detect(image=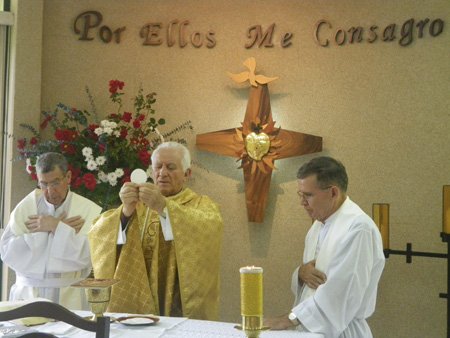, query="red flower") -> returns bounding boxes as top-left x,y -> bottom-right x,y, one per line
120,128 -> 128,140
124,169 -> 131,176
109,80 -> 125,94
71,167 -> 81,178
30,137 -> 38,145
18,139 -> 26,149
71,131 -> 79,140
138,149 -> 150,166
82,173 -> 97,190
123,112 -> 132,122
30,173 -> 38,181
138,114 -> 145,121
62,129 -> 72,141
40,116 -> 53,130
60,143 -> 76,155
87,124 -> 99,141
131,138 -> 139,145
55,129 -> 64,141
121,176 -> 131,184
110,114 -> 120,119
28,166 -> 35,172
99,143 -> 105,153
133,119 -> 141,129
71,177 -> 82,189
140,139 -> 149,147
